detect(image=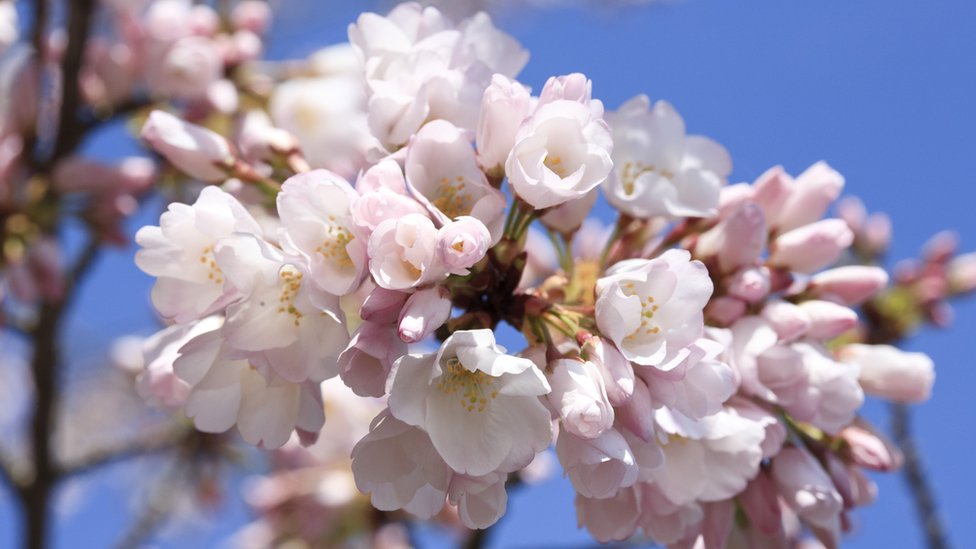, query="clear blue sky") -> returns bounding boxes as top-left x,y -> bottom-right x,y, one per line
2,1 -> 974,547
